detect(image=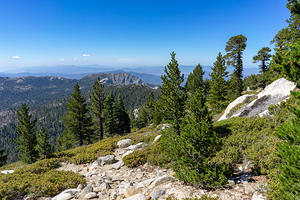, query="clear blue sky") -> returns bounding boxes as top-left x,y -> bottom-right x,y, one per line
0,0 -> 290,71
